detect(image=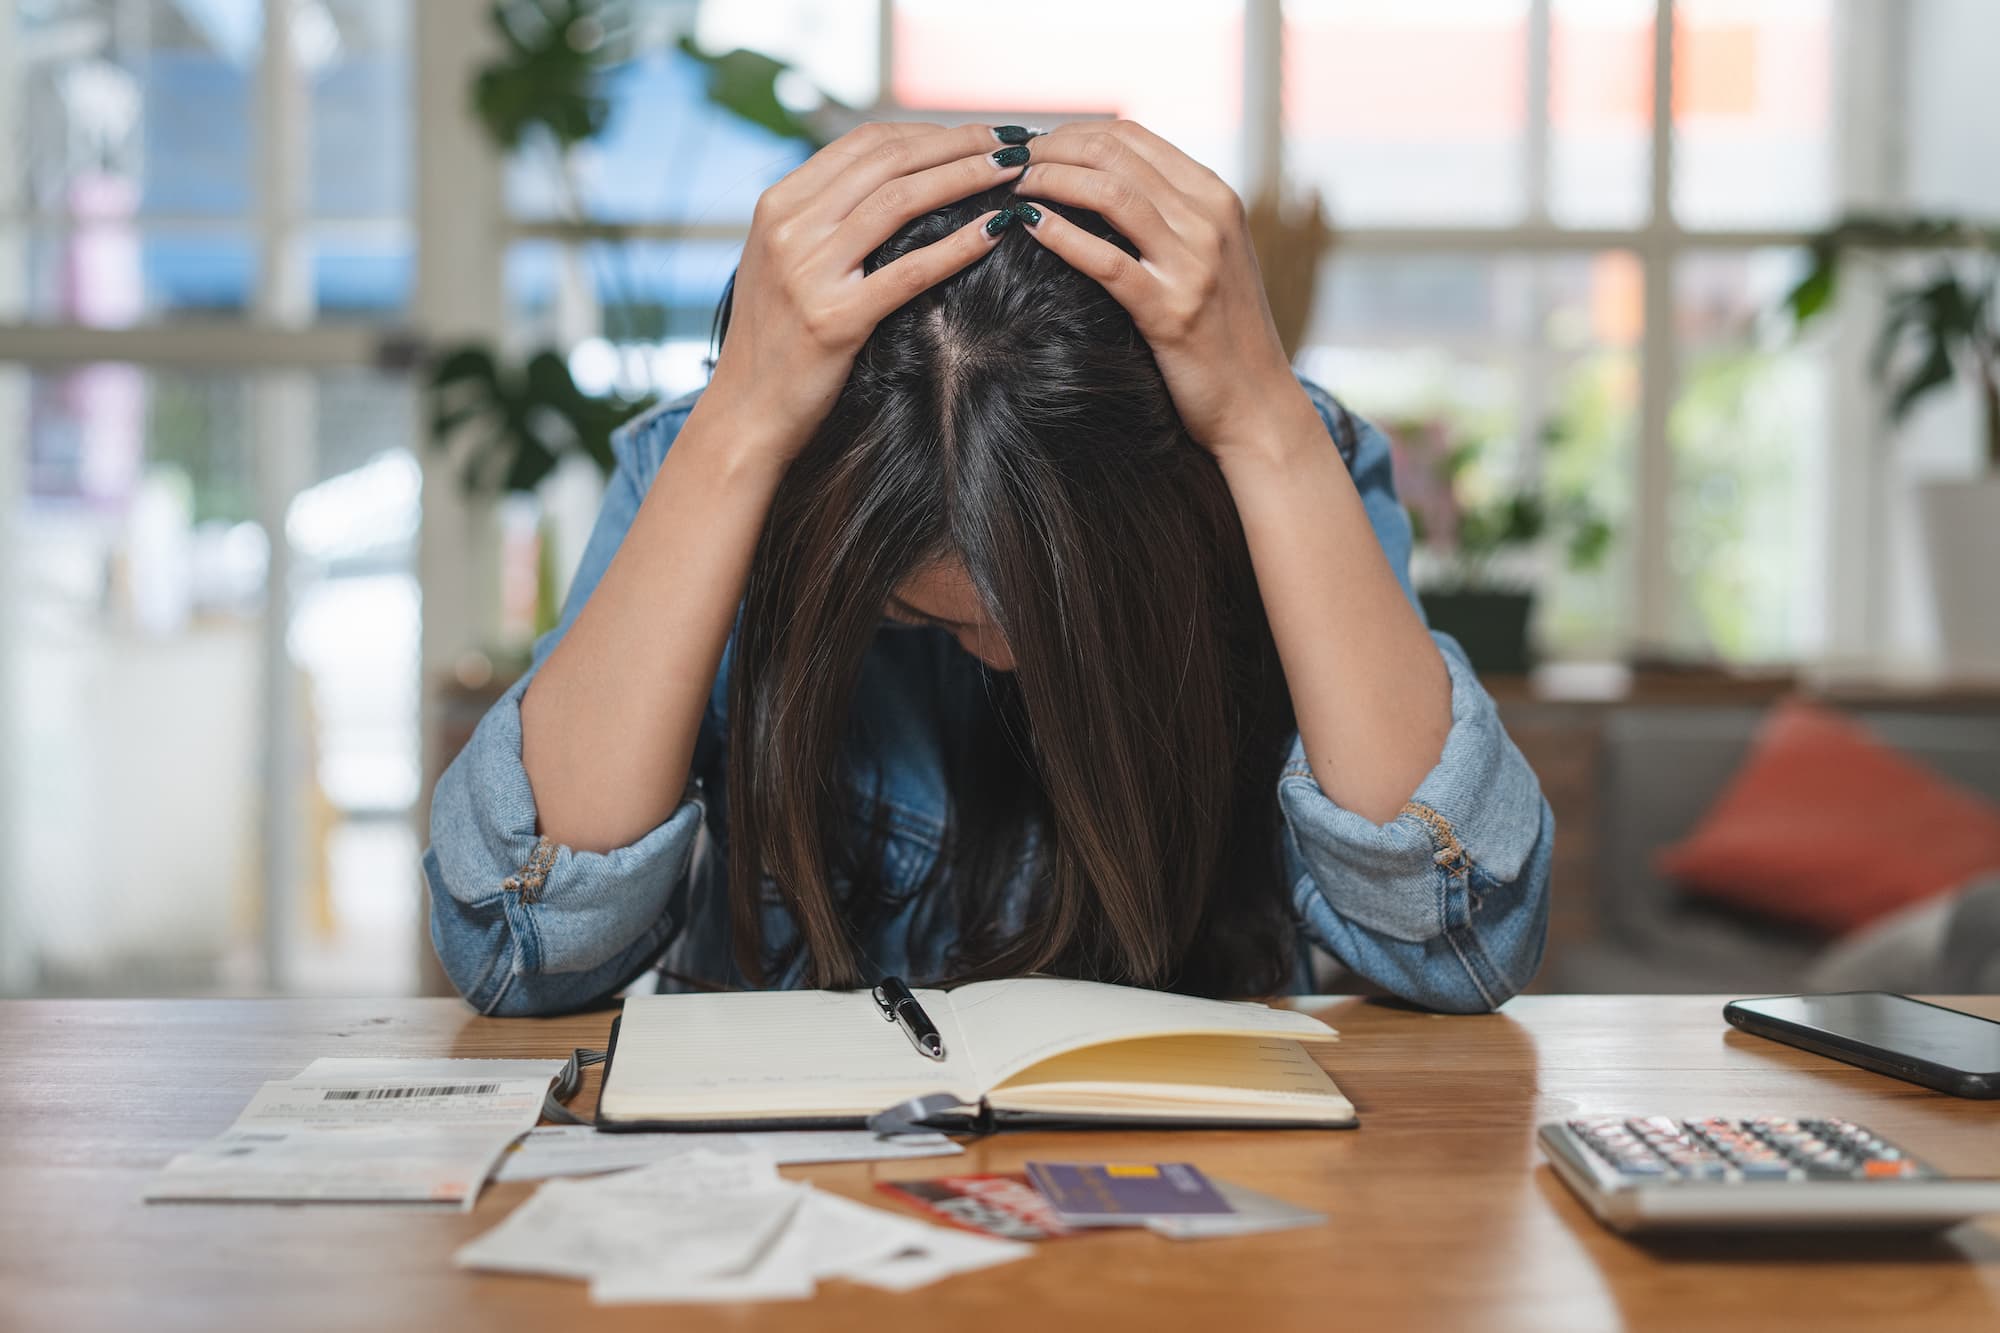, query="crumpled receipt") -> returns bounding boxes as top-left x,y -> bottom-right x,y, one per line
455,1148 -> 1028,1304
